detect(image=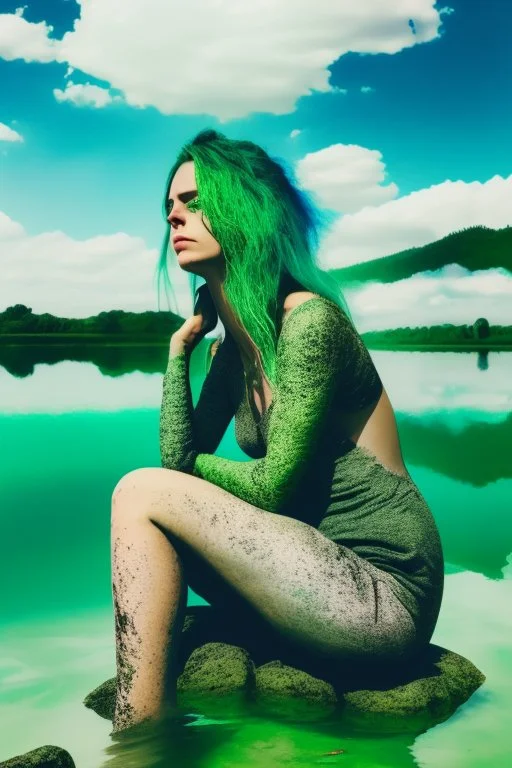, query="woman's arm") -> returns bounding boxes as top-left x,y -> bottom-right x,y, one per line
192,298 -> 348,513
159,335 -> 236,473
